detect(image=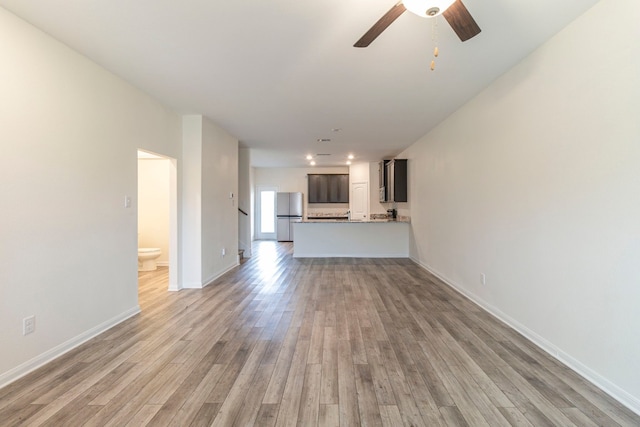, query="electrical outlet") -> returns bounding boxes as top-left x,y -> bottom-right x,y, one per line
23,316 -> 35,335
221,248 -> 226,257
481,273 -> 486,285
